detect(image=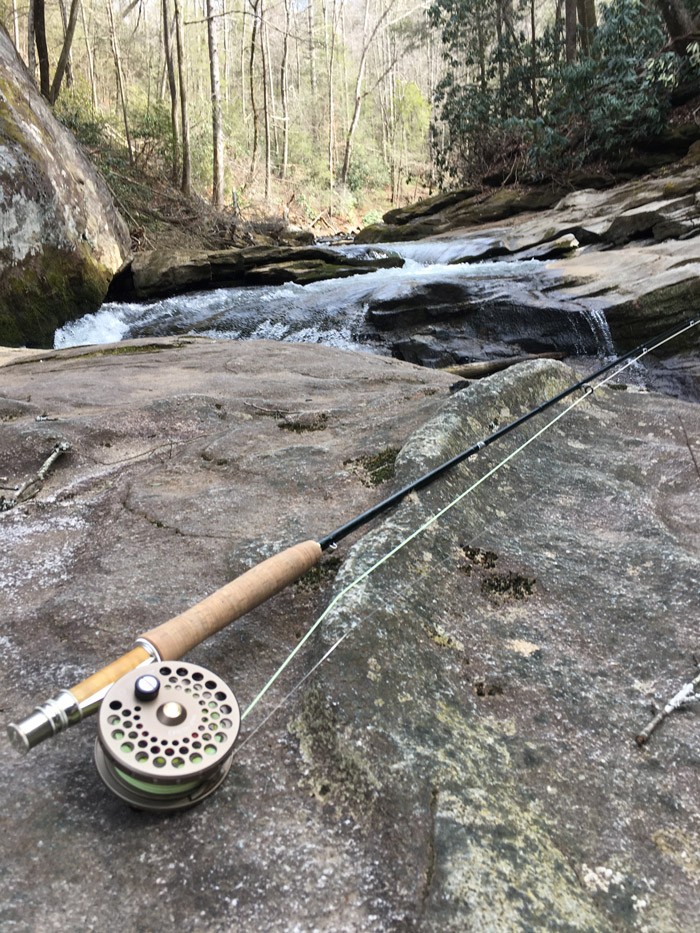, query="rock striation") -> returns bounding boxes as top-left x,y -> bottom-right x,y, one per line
0,26 -> 130,348
0,339 -> 697,930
